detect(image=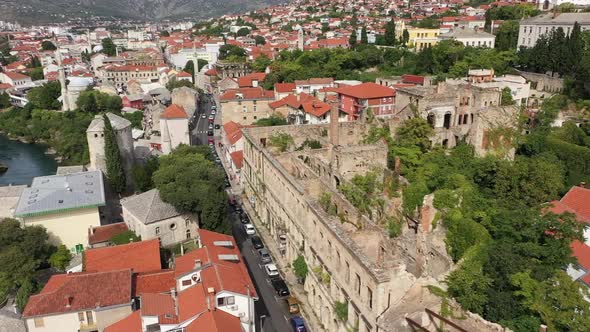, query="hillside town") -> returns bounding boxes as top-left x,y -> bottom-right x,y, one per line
0,0 -> 590,331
